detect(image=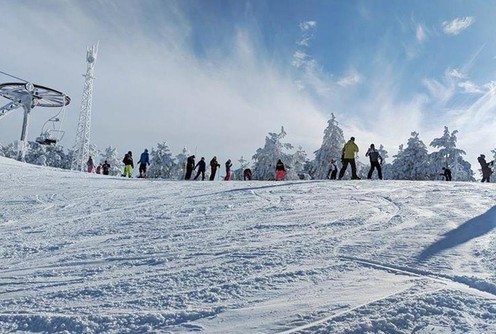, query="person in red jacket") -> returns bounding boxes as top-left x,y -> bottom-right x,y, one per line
274,159 -> 286,181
